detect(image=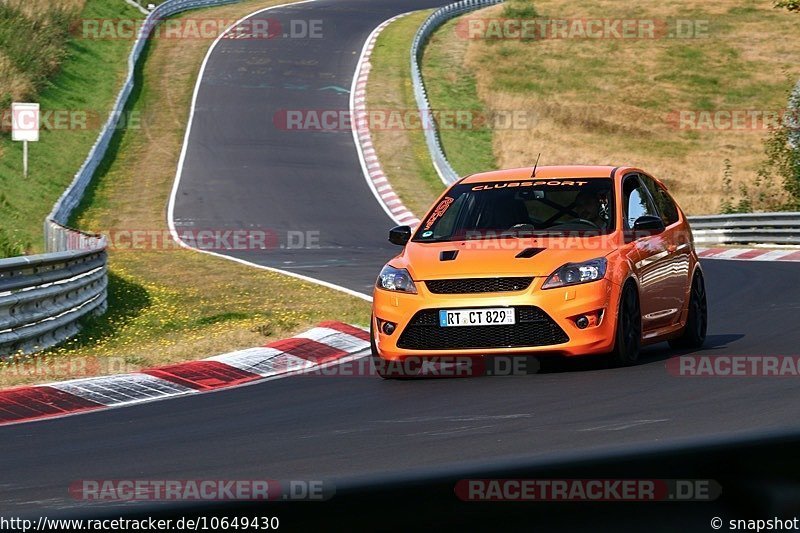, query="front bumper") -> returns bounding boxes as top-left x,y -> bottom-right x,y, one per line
372,277 -> 620,361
